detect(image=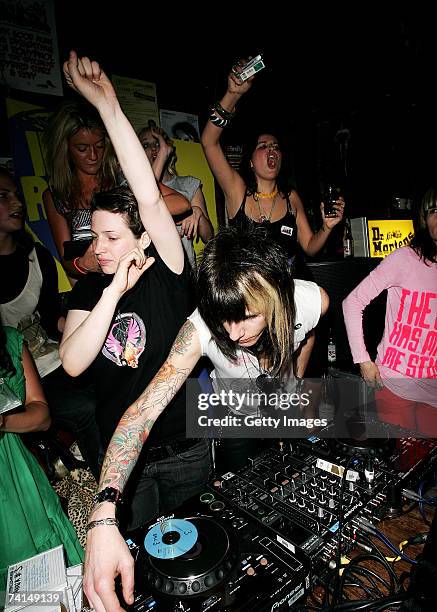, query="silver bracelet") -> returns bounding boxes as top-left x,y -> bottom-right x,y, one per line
86,517 -> 119,533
